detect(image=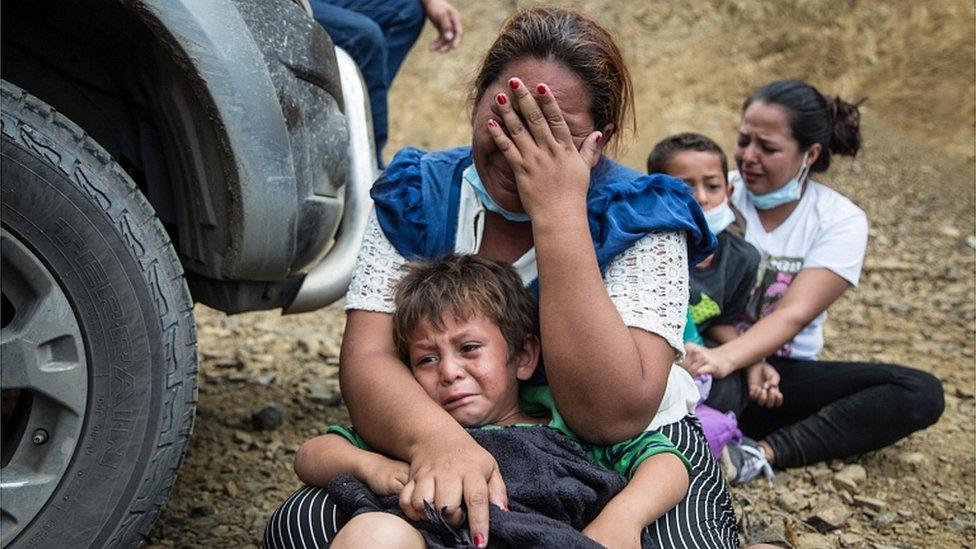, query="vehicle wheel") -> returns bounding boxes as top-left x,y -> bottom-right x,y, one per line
0,81 -> 197,548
